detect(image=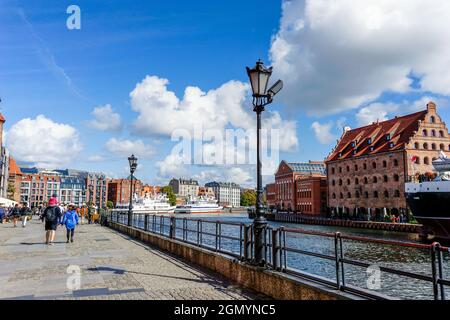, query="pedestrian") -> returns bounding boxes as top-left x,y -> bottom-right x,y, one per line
10,204 -> 22,227
0,206 -> 5,224
41,197 -> 62,245
20,202 -> 31,228
61,203 -> 79,243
